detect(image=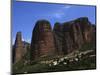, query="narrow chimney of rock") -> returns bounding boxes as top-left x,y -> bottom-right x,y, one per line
13,32 -> 24,63
15,32 -> 22,45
